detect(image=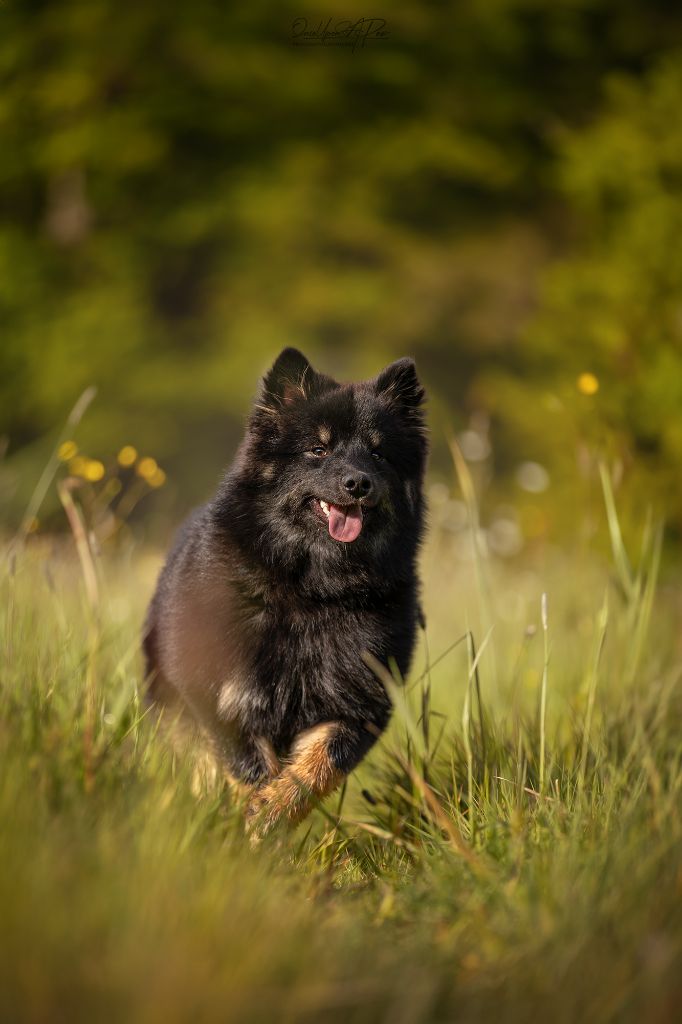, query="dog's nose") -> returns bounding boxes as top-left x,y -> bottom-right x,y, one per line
342,472 -> 372,499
